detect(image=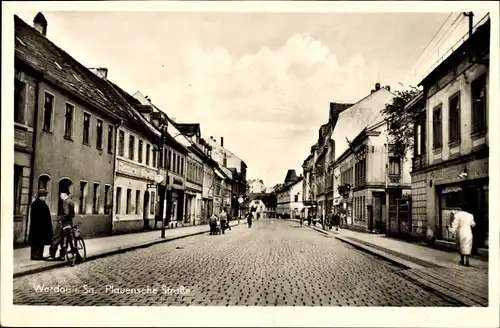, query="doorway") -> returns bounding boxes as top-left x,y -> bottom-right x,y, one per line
462,181 -> 488,251
143,191 -> 150,230
57,178 -> 73,215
